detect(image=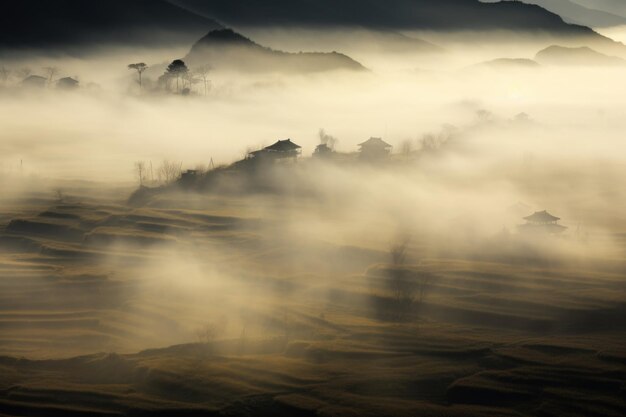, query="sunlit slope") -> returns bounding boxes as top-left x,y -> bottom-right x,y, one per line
0,186 -> 624,416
